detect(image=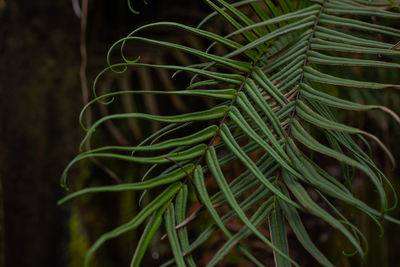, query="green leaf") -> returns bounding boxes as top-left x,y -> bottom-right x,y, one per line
296,100 -> 395,166
320,13 -> 400,37
291,120 -> 387,212
84,183 -> 181,267
311,38 -> 400,55
193,165 -> 262,264
165,203 -> 187,267
80,105 -> 229,148
130,202 -> 169,267
278,187 -> 334,267
219,123 -> 303,210
206,146 -> 299,266
227,108 -> 301,179
269,199 -> 291,267
175,185 -> 196,266
314,26 -> 394,49
304,66 -> 400,89
281,170 -> 365,259
59,164 -> 194,204
207,199 -> 273,267
325,5 -> 400,18
308,51 -> 400,68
